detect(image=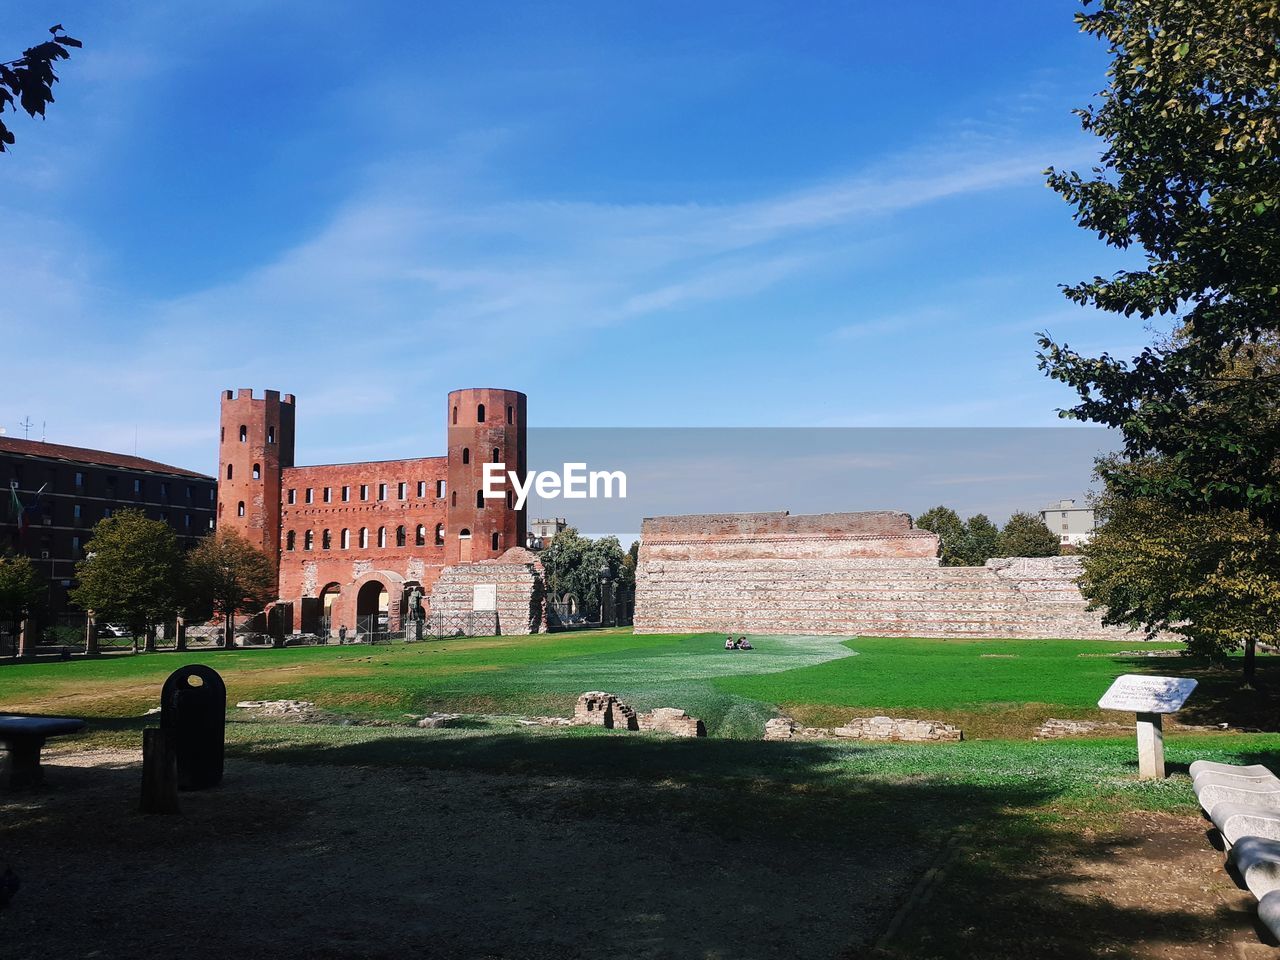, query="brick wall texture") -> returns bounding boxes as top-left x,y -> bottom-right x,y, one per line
634,511 -> 1136,640
427,547 -> 547,635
